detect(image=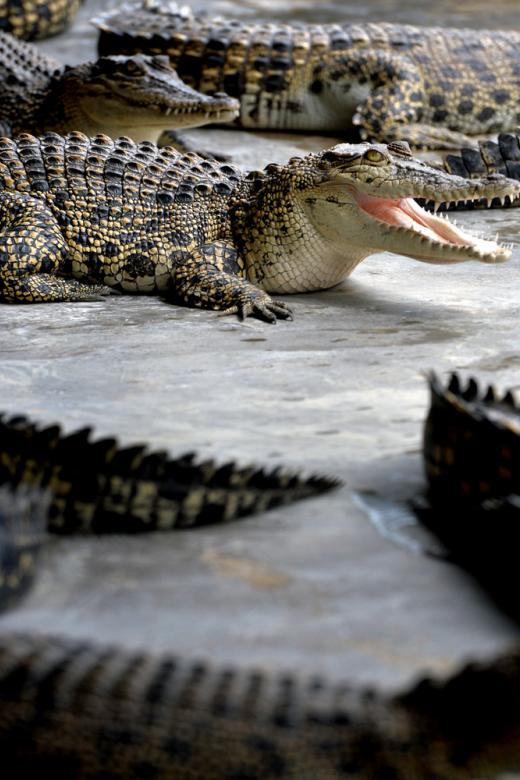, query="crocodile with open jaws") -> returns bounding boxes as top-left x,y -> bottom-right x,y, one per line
0,134 -> 517,320
0,0 -> 81,40
0,379 -> 520,777
96,0 -> 520,150
0,31 -> 239,146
